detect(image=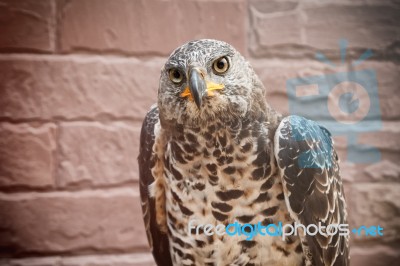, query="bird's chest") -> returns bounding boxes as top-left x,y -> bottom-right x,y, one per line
163,121 -> 277,218
161,122 -> 302,265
